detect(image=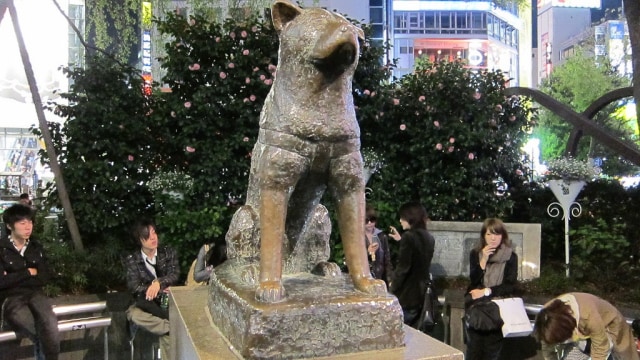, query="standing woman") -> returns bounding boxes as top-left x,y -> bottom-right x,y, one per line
388,202 -> 435,329
364,205 -> 393,286
465,218 -> 518,360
